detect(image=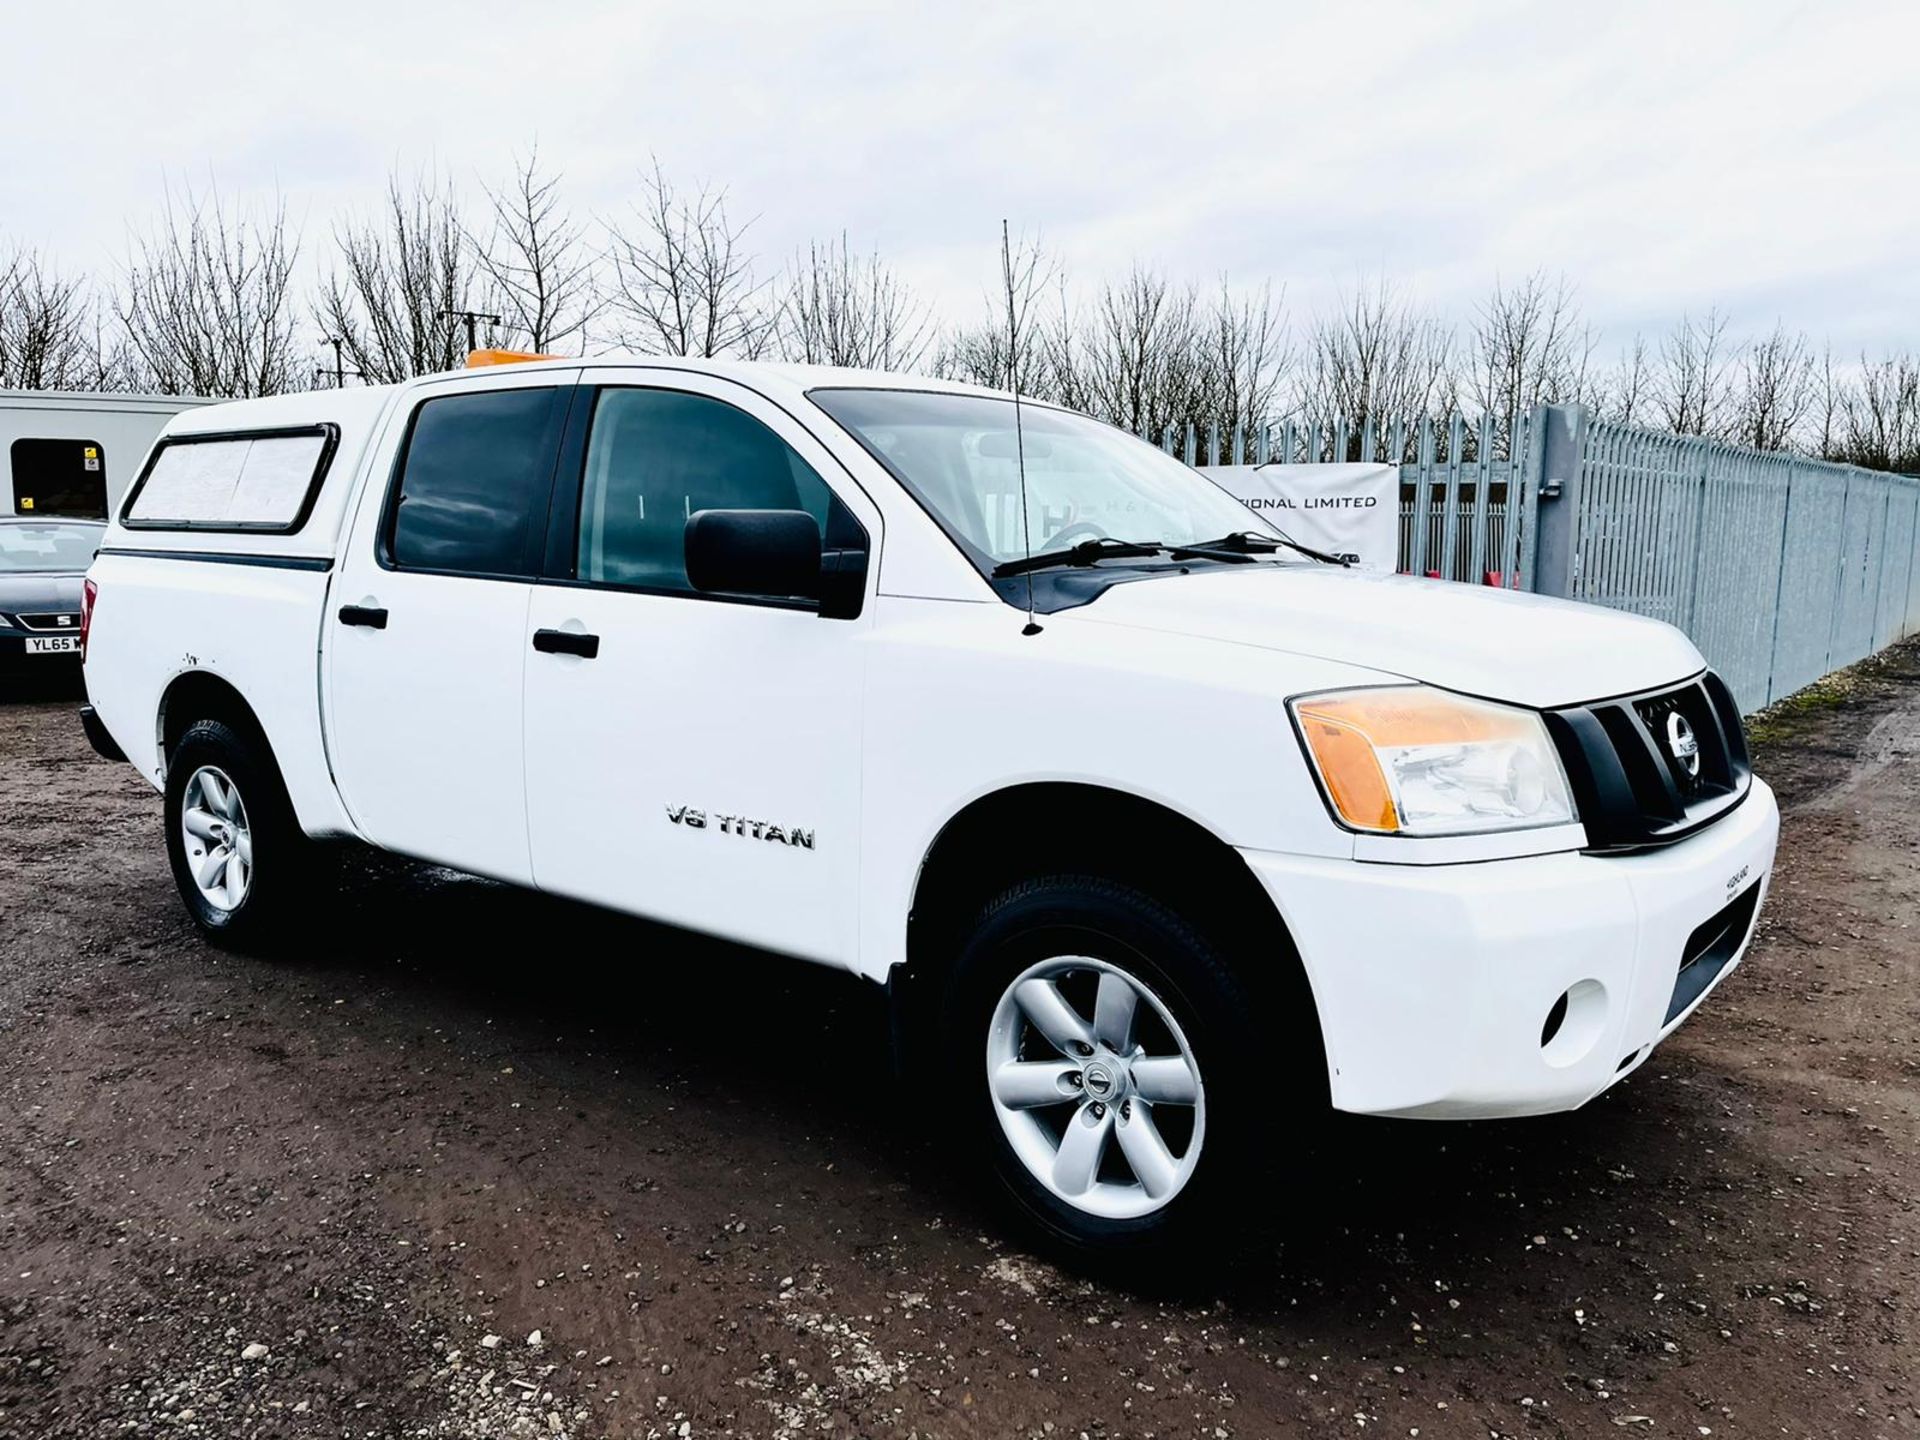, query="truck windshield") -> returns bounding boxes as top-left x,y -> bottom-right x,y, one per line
0,522 -> 102,573
809,388 -> 1273,573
